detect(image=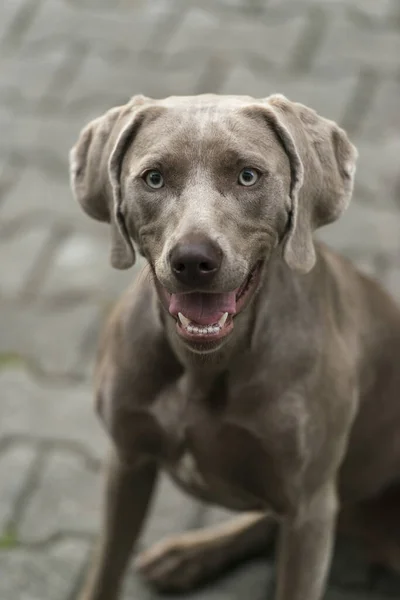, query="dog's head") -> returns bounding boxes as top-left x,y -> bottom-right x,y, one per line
70,94 -> 357,352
